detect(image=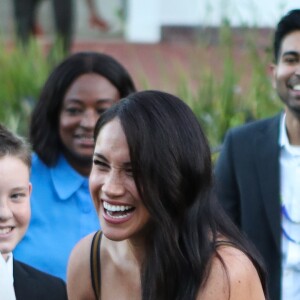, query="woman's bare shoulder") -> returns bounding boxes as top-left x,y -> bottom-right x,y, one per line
197,245 -> 265,300
67,232 -> 97,300
70,232 -> 96,260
